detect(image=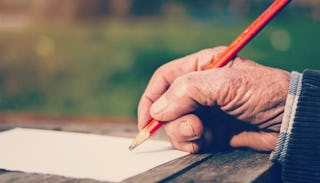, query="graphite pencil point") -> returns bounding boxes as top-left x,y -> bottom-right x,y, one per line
128,144 -> 136,151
